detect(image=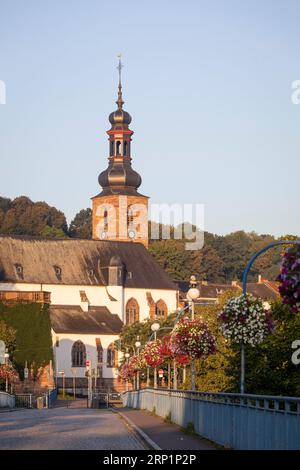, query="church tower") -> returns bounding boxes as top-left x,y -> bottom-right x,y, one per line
92,58 -> 149,248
